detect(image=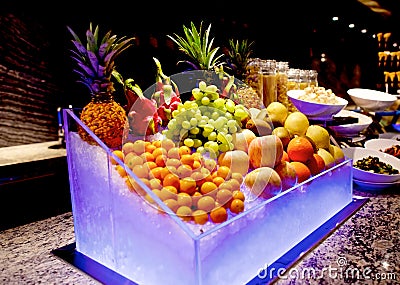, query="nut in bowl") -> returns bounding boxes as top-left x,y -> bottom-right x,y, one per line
342,147 -> 400,183
287,88 -> 348,120
347,88 -> 397,112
